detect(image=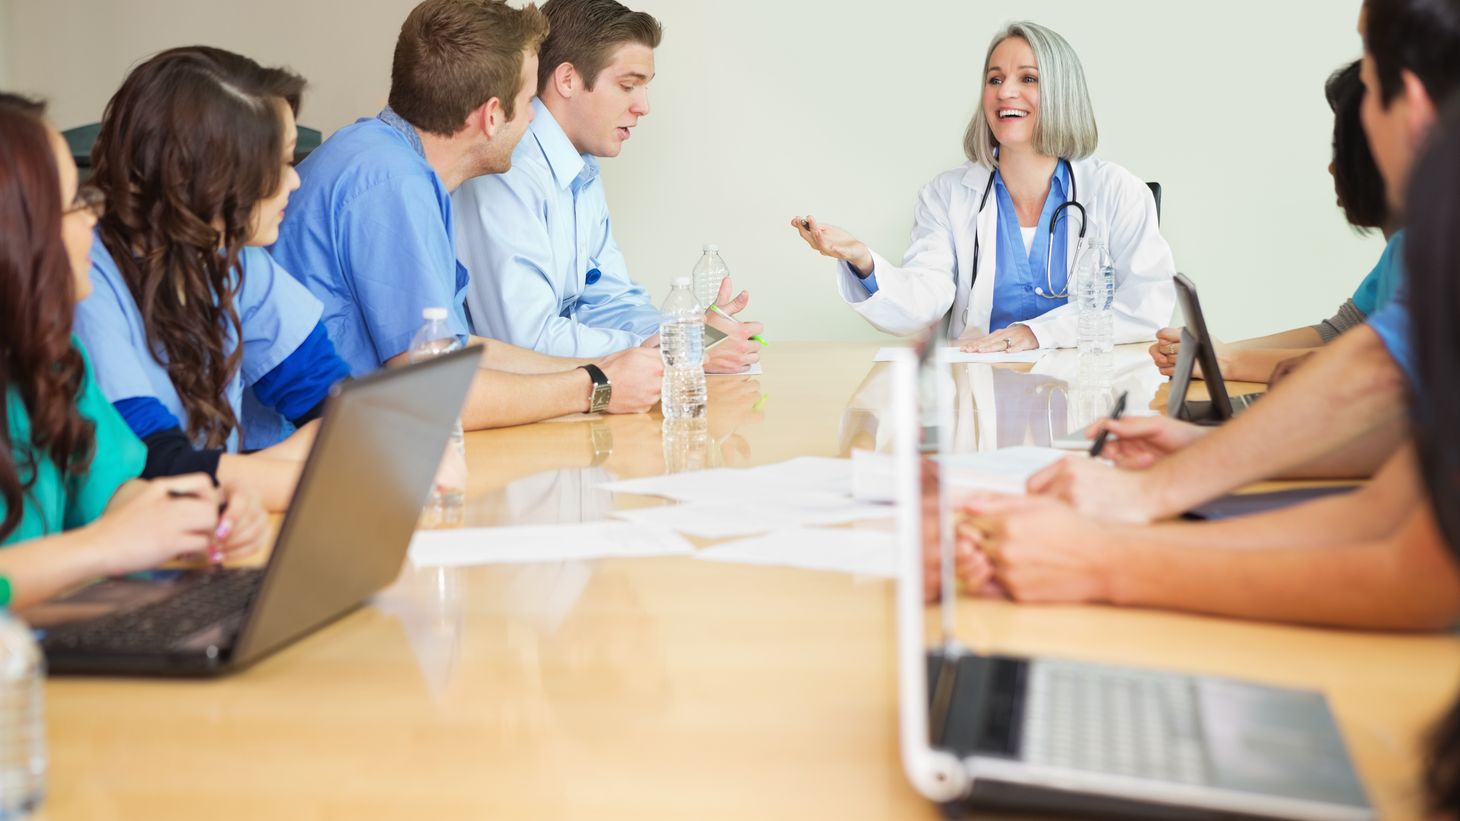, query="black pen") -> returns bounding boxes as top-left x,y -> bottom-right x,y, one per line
1088,390 -> 1129,458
